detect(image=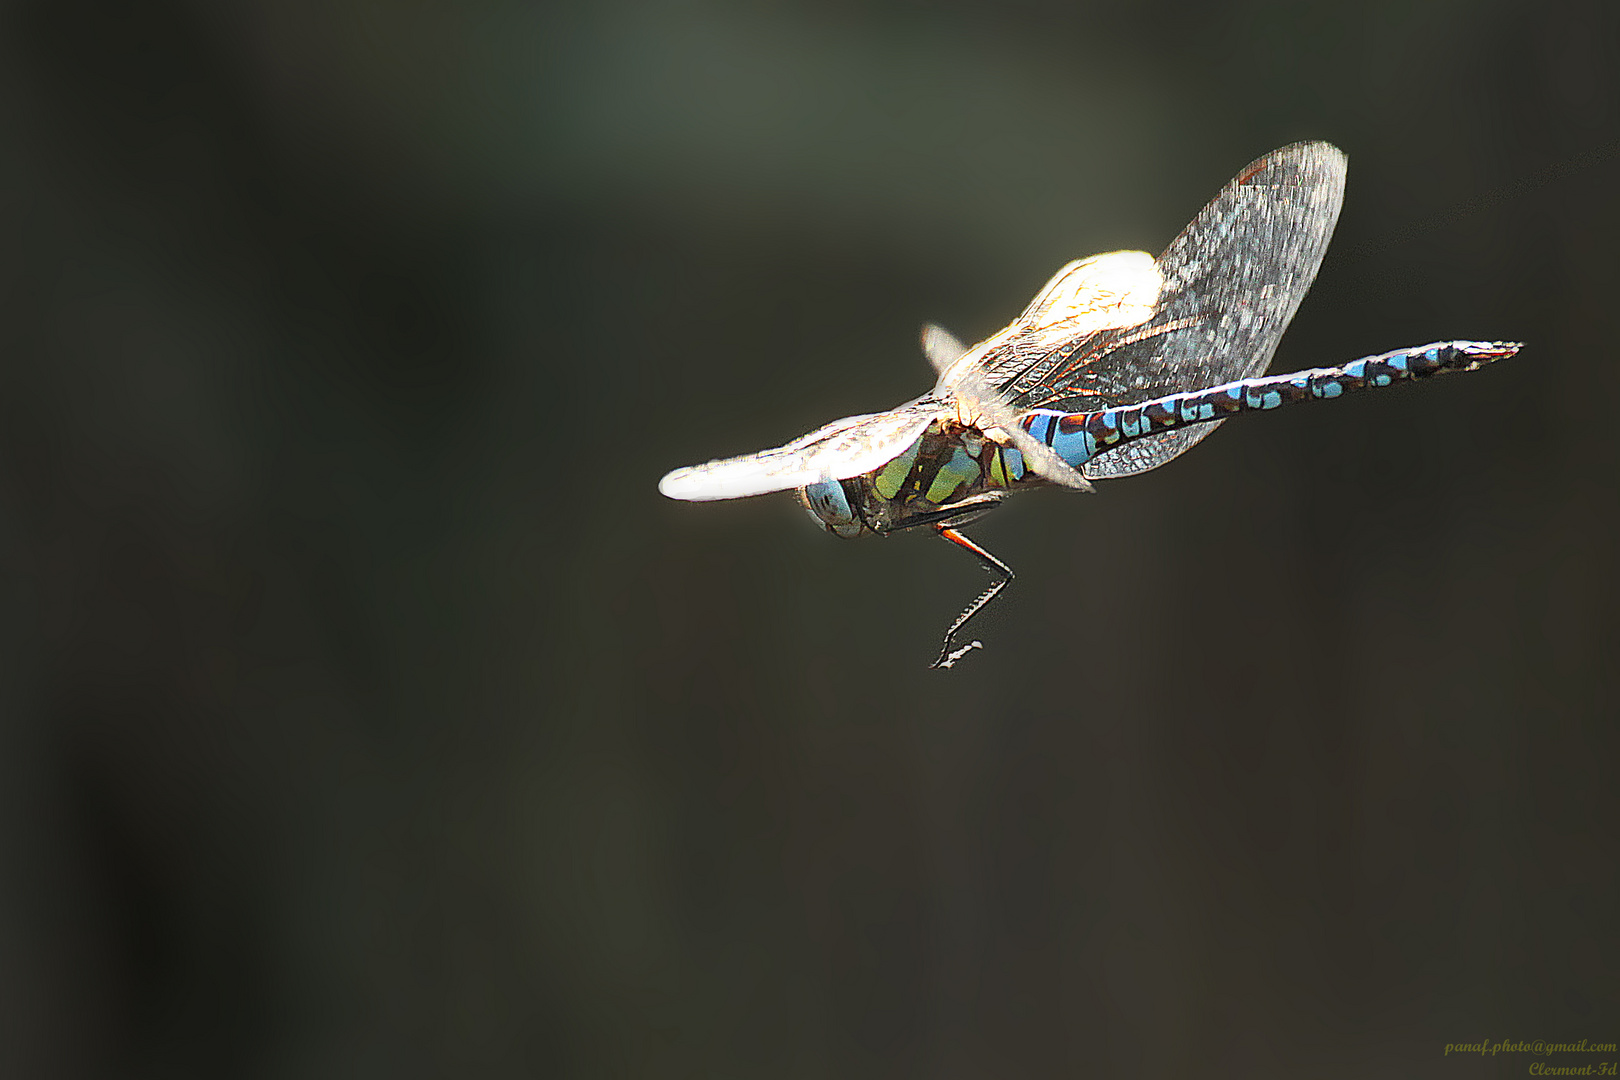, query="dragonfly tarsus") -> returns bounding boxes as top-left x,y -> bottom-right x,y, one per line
937,640 -> 983,669
931,525 -> 1015,669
